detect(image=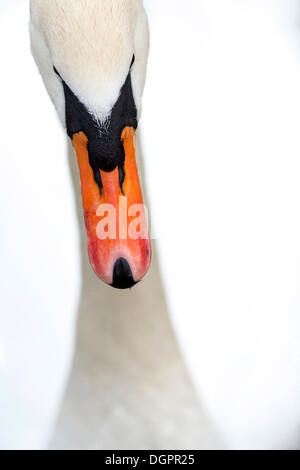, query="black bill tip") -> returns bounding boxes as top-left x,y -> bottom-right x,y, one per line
111,258 -> 137,290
